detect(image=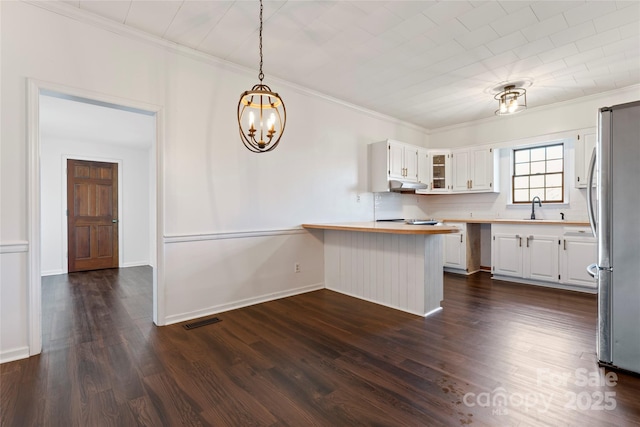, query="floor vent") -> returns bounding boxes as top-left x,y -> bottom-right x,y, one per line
183,317 -> 222,330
